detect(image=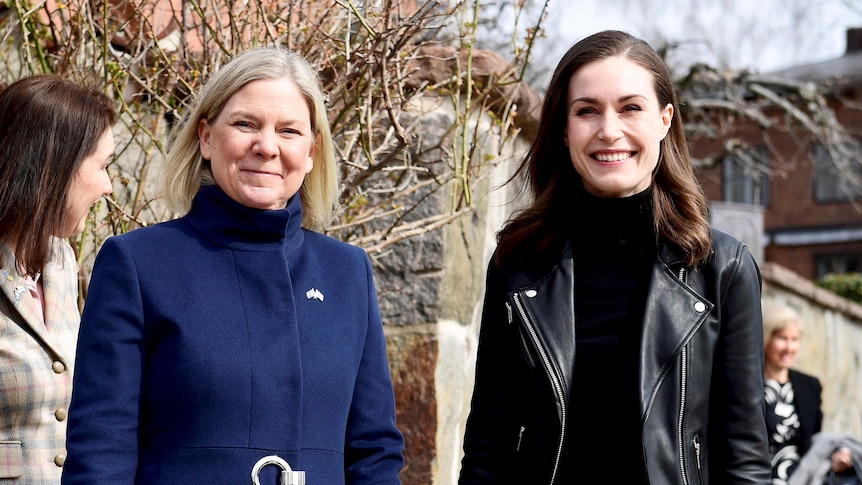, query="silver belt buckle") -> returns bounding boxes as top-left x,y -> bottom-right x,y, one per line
251,455 -> 306,485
